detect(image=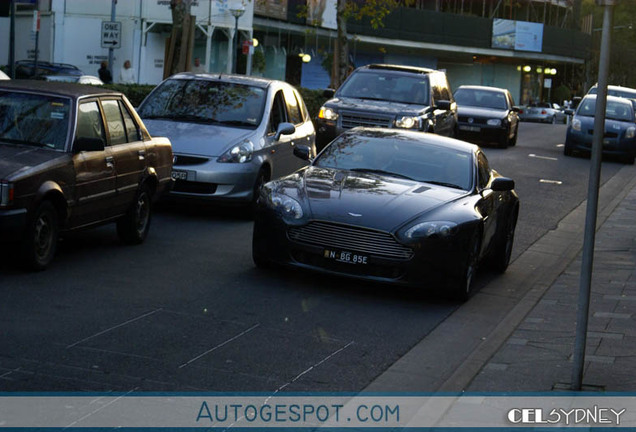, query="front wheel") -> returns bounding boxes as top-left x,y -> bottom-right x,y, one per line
448,231 -> 481,302
488,209 -> 518,273
117,185 -> 152,244
21,201 -> 59,271
509,125 -> 518,147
